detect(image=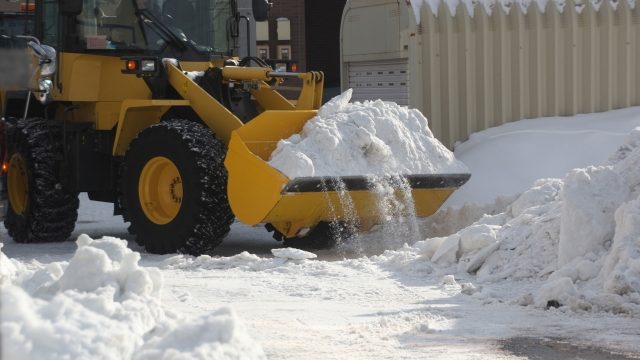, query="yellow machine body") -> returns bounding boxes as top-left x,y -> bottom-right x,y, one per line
4,48 -> 467,240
